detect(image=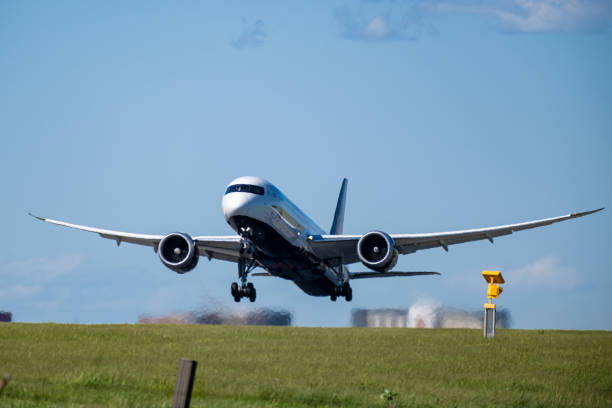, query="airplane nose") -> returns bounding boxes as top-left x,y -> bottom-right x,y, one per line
222,192 -> 258,221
